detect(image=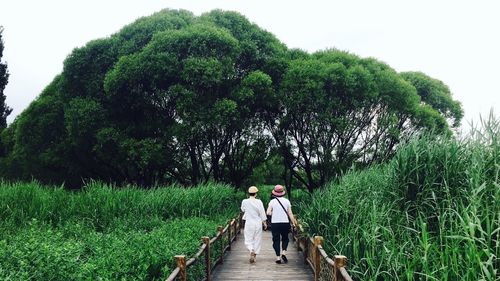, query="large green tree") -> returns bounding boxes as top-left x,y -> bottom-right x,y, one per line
0,10 -> 196,186
276,50 -> 460,191
104,11 -> 286,187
